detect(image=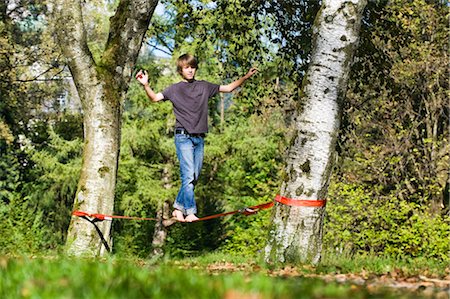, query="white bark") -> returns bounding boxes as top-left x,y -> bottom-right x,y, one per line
51,0 -> 158,256
265,0 -> 367,264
